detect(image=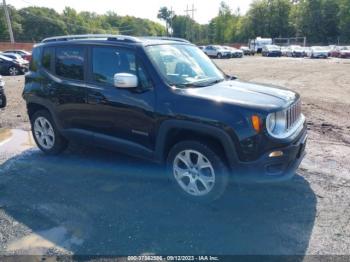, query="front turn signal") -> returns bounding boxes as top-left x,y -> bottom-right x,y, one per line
251,115 -> 262,133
